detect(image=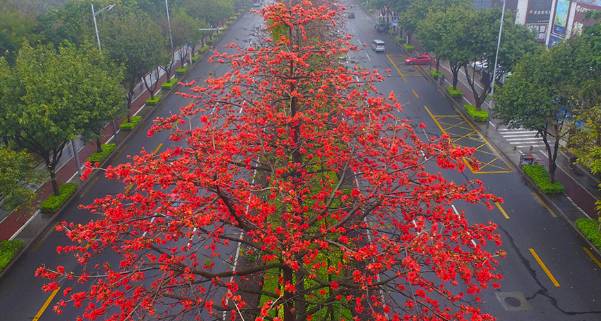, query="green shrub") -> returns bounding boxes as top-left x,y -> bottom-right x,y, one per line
464,104 -> 489,122
198,45 -> 210,54
120,116 -> 142,131
430,70 -> 442,79
161,78 -> 178,90
40,183 -> 78,214
145,95 -> 161,106
522,164 -> 565,194
403,43 -> 415,52
0,239 -> 24,271
447,86 -> 463,98
87,143 -> 116,164
576,218 -> 601,250
175,66 -> 188,75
